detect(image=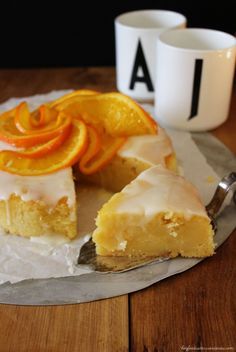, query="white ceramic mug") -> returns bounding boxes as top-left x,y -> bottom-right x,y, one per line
155,28 -> 236,131
115,10 -> 186,102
